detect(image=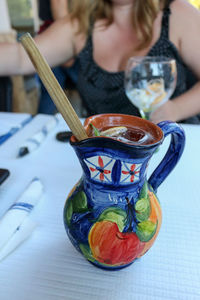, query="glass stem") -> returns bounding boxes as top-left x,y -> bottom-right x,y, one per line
139,109 -> 151,120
